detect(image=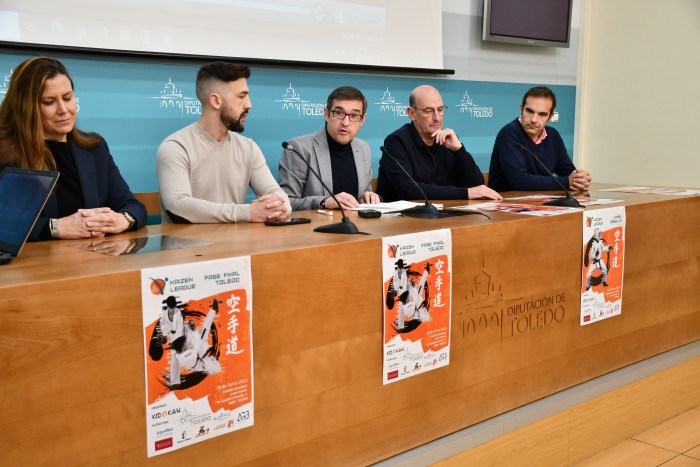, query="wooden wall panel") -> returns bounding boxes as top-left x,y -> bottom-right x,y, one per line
1,187 -> 698,466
